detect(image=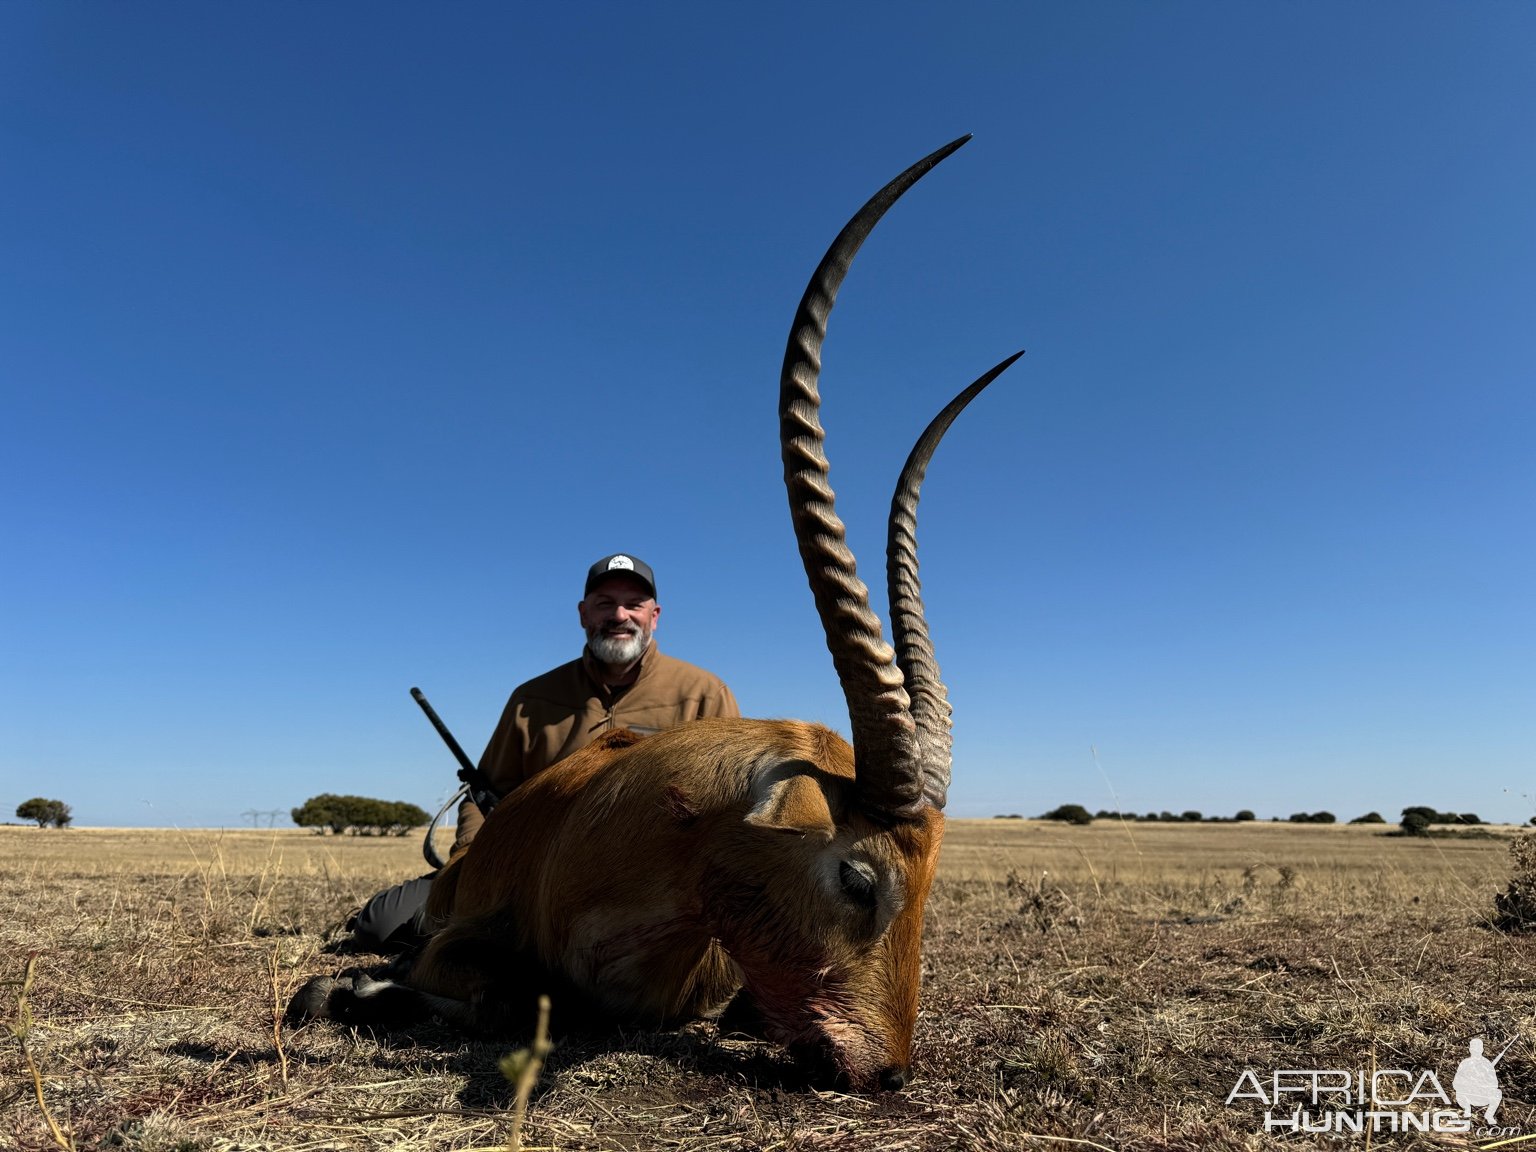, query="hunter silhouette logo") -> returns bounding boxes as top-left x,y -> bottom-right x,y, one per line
1224,1035 -> 1523,1141
1453,1037 -> 1508,1124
